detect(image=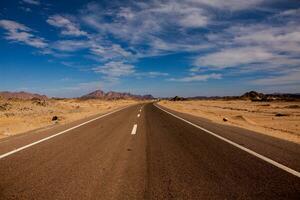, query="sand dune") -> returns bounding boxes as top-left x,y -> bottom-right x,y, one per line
159,100 -> 300,144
